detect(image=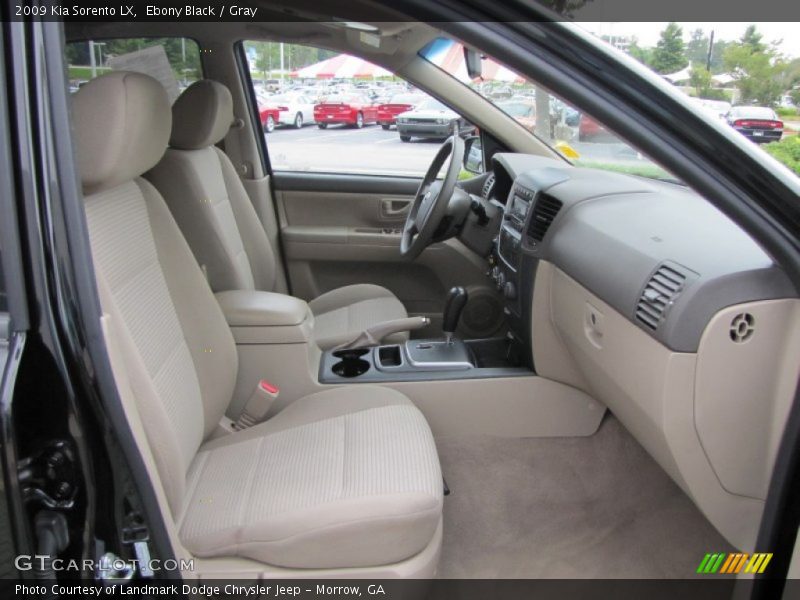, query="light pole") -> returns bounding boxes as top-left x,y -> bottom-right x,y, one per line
89,40 -> 96,78
280,43 -> 285,87
95,42 -> 106,70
